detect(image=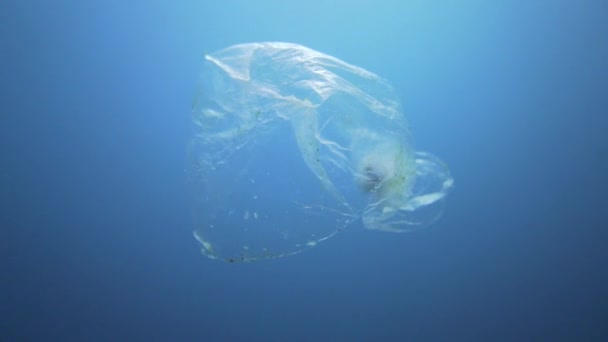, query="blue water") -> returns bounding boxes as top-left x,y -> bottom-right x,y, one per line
2,1 -> 607,340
